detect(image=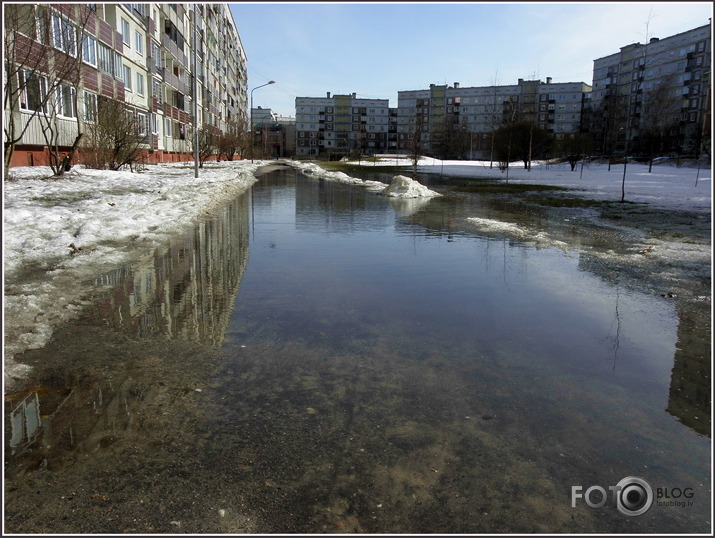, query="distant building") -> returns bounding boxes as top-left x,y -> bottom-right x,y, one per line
295,92 -> 390,159
251,107 -> 295,158
396,79 -> 592,159
4,3 -> 248,168
590,23 -> 711,157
